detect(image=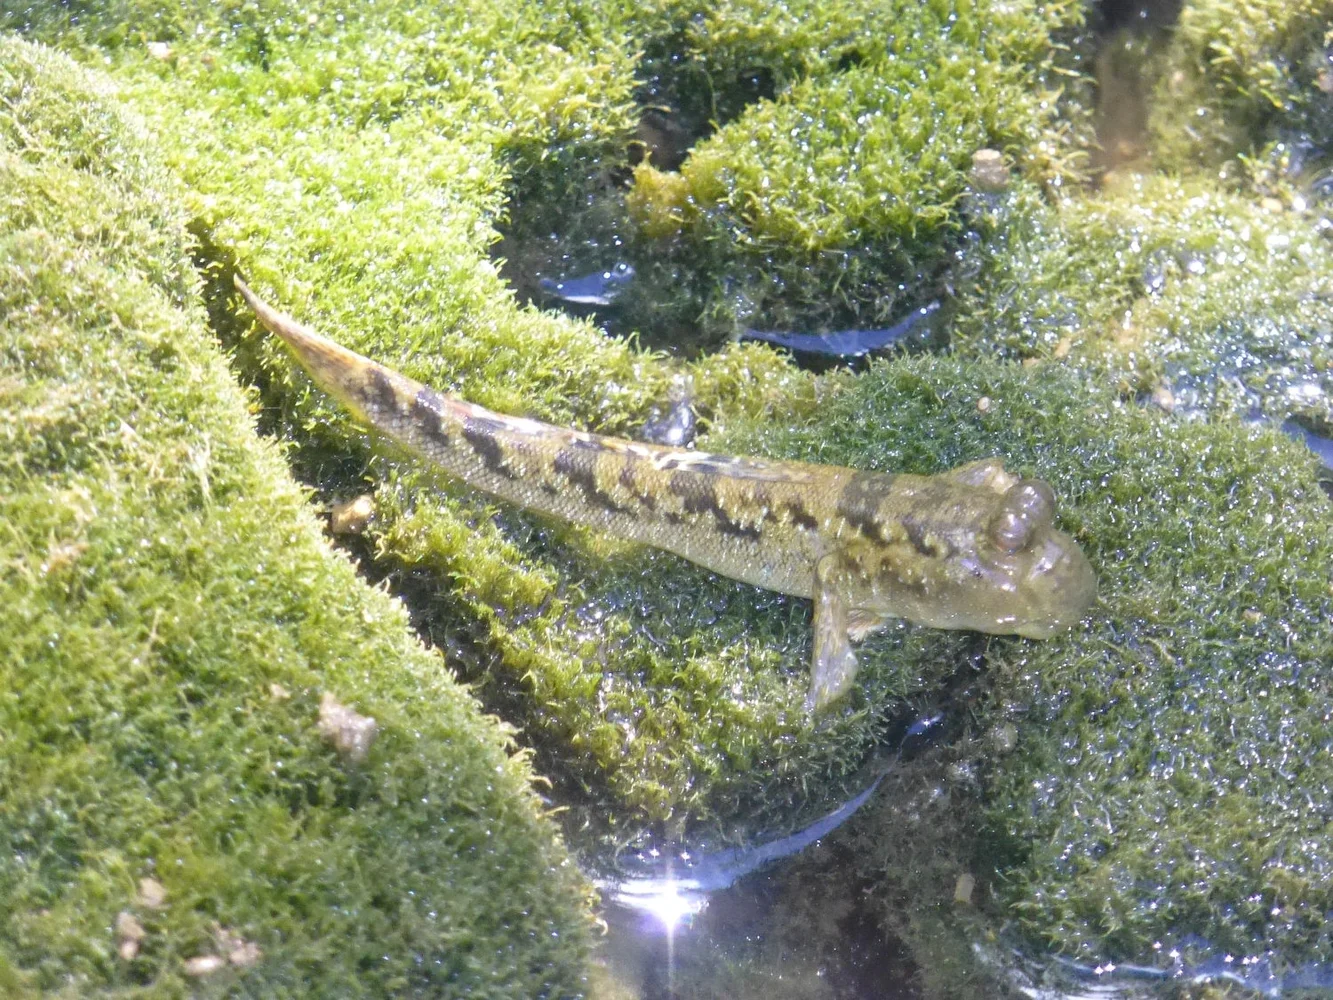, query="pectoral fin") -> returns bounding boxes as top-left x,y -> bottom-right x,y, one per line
847,608 -> 890,643
808,555 -> 860,714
